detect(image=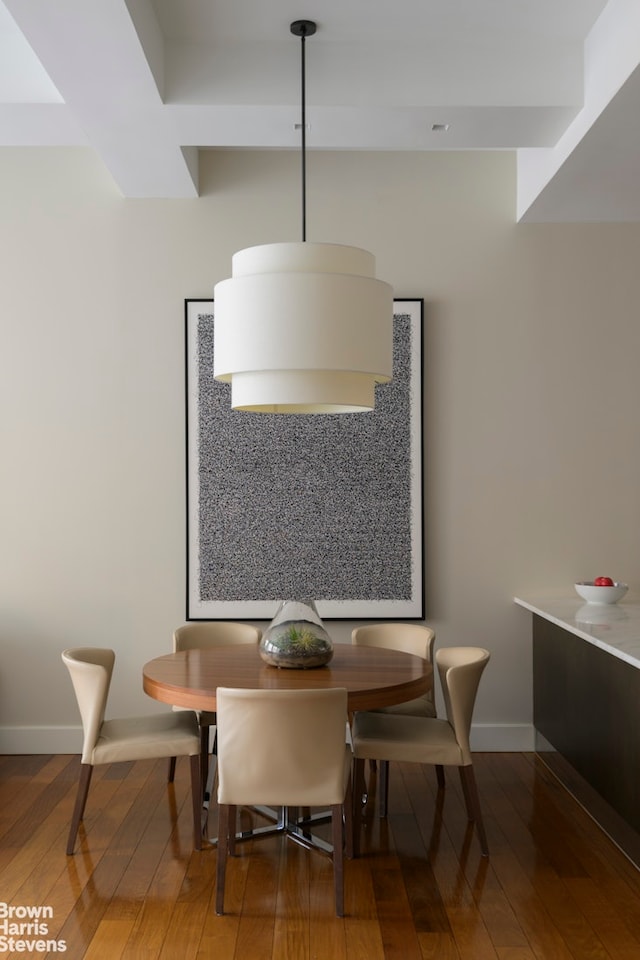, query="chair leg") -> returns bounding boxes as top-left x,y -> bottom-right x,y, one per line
200,726 -> 210,798
216,804 -> 230,915
458,764 -> 473,818
331,804 -> 345,917
227,804 -> 237,857
344,774 -> 354,860
459,765 -> 489,857
435,764 -> 445,788
67,763 -> 93,855
189,754 -> 202,851
352,757 -> 366,858
379,759 -> 389,818
169,730 -> 208,795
